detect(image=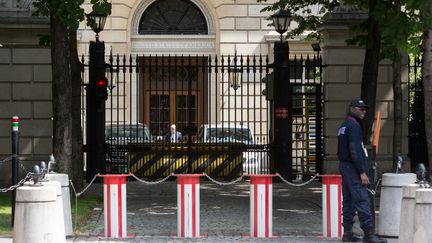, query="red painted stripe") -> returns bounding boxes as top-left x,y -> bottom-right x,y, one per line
254,184 -> 258,237
265,183 -> 269,237
107,185 -> 111,237
192,184 -> 196,237
181,183 -> 185,237
118,184 -> 123,238
326,184 -> 331,237
338,182 -> 342,238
